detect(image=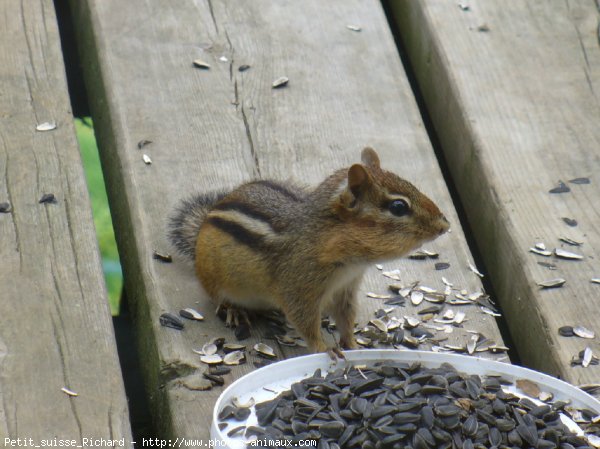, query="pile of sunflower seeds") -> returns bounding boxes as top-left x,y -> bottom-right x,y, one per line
219,362 -> 600,448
